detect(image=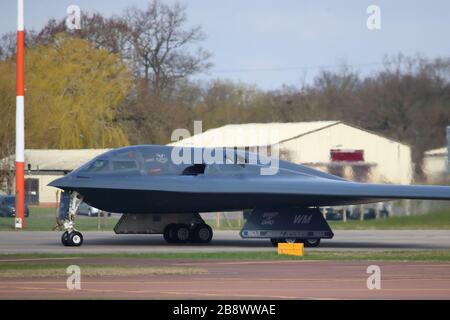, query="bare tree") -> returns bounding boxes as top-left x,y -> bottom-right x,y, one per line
0,30 -> 39,60
0,139 -> 15,195
358,54 -> 450,179
125,0 -> 212,95
33,13 -> 130,56
118,82 -> 192,144
0,32 -> 15,60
